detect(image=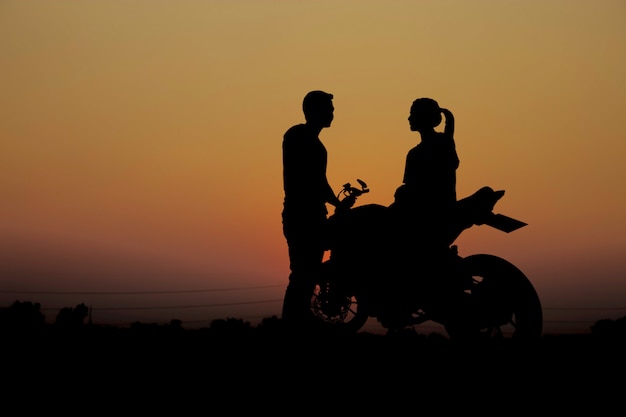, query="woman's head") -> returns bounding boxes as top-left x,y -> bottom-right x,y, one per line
408,98 -> 442,131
